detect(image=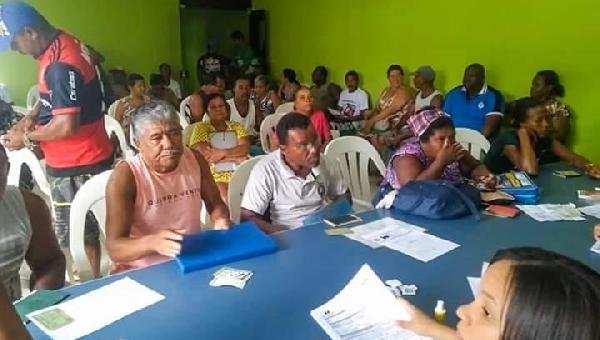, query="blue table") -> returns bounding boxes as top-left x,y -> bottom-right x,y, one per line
28,164 -> 600,339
